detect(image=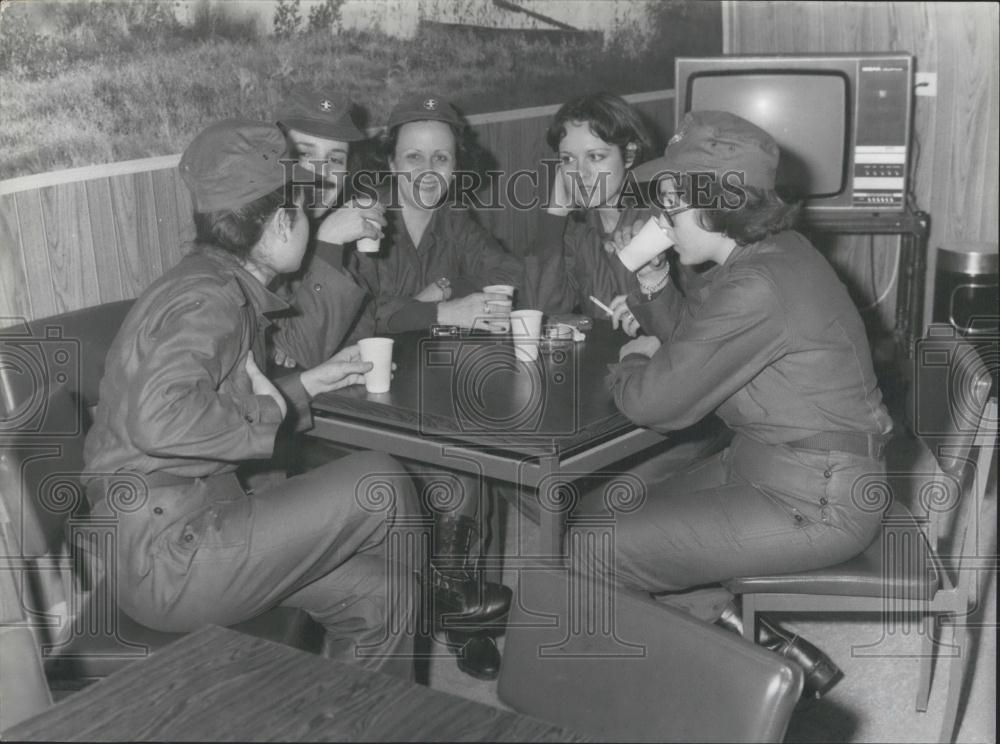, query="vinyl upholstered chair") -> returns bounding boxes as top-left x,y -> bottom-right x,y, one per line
498,567 -> 803,743
724,326 -> 997,744
0,302 -> 323,692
